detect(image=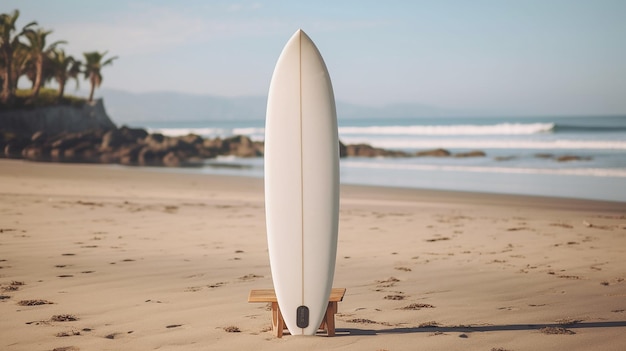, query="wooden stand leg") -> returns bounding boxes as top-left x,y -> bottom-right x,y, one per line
271,302 -> 284,338
325,302 -> 337,336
